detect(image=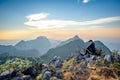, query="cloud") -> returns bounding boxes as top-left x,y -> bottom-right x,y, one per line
77,0 -> 90,3
26,13 -> 49,21
82,0 -> 90,3
24,13 -> 120,29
